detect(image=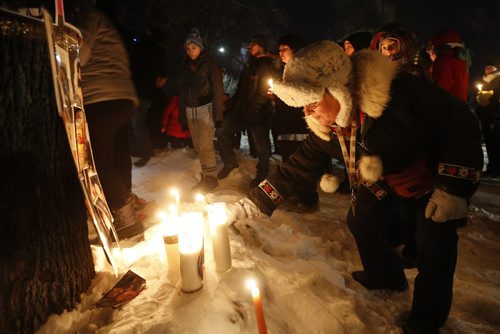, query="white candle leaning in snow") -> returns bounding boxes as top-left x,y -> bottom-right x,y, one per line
207,203 -> 232,272
247,279 -> 267,334
179,212 -> 205,293
158,210 -> 180,282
